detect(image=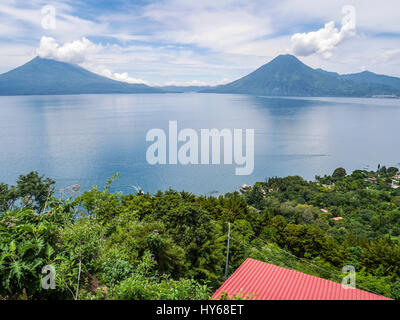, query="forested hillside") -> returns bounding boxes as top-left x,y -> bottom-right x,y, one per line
1,167 -> 400,299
